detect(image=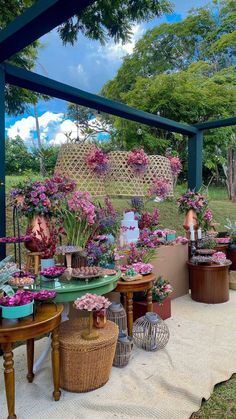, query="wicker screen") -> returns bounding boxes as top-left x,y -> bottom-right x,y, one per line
55,144 -> 173,197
